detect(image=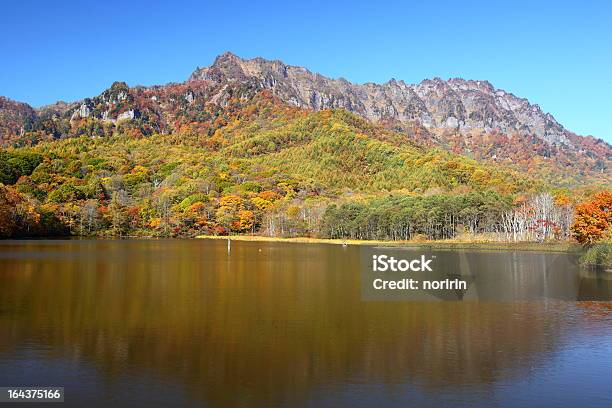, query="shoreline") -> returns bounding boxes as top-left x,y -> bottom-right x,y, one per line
1,235 -> 582,254
195,235 -> 580,253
